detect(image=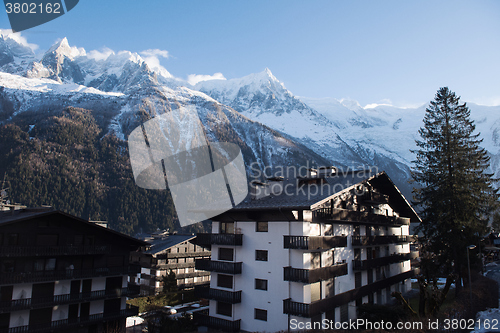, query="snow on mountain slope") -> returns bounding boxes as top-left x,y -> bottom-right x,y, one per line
198,71 -> 500,198
0,33 -> 36,75
2,32 -> 499,199
0,36 -> 330,178
195,69 -> 366,167
304,96 -> 500,179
